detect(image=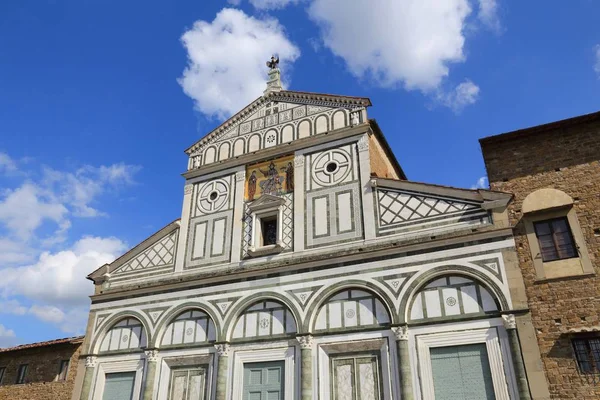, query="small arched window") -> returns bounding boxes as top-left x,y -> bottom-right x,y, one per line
99,318 -> 147,352
314,289 -> 391,332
